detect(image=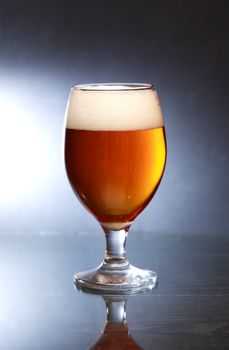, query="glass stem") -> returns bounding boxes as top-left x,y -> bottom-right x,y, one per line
101,227 -> 130,269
